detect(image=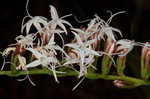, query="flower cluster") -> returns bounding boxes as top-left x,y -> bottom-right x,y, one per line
1,2 -> 150,89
